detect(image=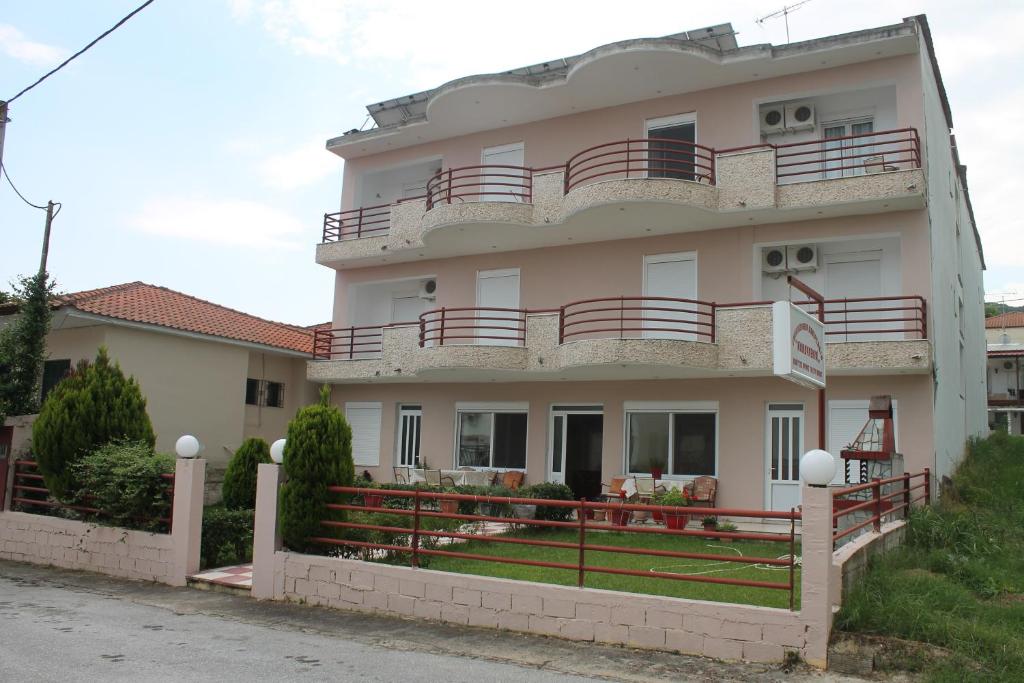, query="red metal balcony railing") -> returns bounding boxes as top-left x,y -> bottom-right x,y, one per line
564,138 -> 716,193
559,297 -> 716,344
418,307 -> 527,347
312,325 -> 385,360
425,165 -> 533,210
775,127 -> 921,181
819,295 -> 927,341
322,203 -> 391,242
